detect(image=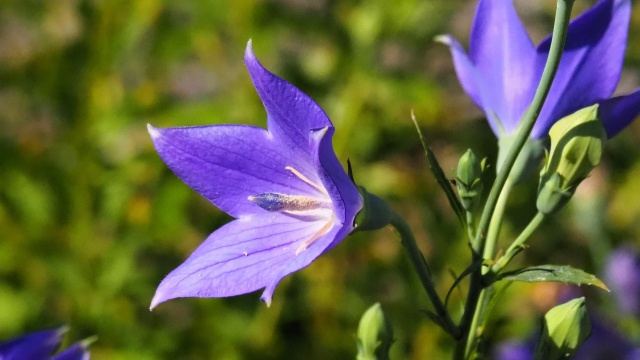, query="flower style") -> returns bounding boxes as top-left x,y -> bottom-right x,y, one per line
148,41 -> 363,307
440,0 -> 640,140
0,327 -> 90,360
